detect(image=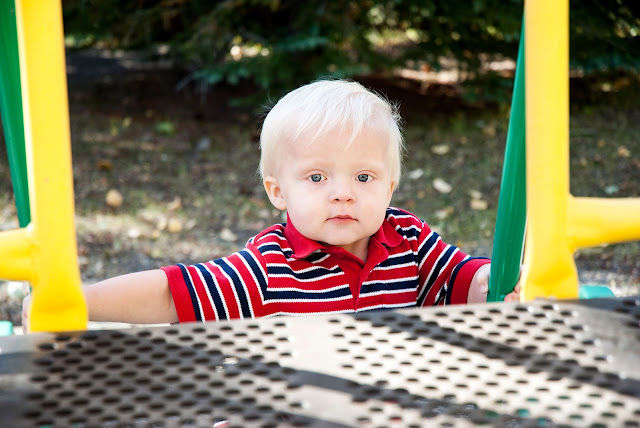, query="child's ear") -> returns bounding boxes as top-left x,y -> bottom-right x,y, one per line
263,176 -> 287,211
388,181 -> 396,202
